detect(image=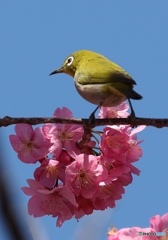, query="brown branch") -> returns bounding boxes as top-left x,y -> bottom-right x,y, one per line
1,115 -> 168,128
